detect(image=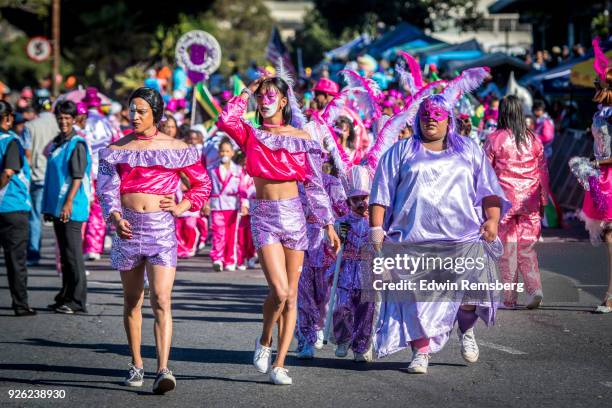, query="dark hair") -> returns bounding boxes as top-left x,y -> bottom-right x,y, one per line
129,87 -> 164,124
0,100 -> 13,119
178,123 -> 191,141
218,136 -> 234,151
255,77 -> 293,126
54,100 -> 78,118
532,99 -> 546,111
336,115 -> 356,150
498,95 -> 531,147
